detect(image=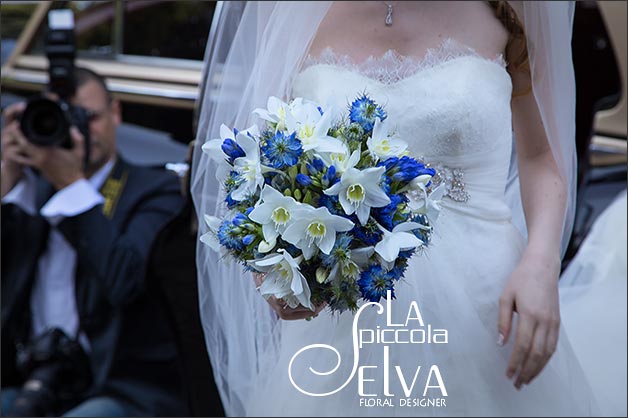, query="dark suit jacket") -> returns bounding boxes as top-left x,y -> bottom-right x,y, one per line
1,157 -> 186,415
